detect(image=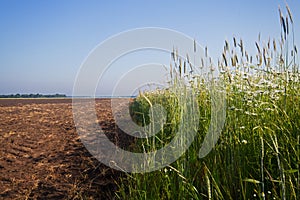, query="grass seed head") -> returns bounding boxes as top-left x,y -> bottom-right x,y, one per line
225,40 -> 229,51
245,51 -> 249,62
286,3 -> 293,24
279,6 -> 283,26
286,15 -> 289,35
273,38 -> 277,51
179,59 -> 182,76
222,52 -> 228,66
240,39 -> 244,56
281,16 -> 287,38
263,48 -> 267,66
255,42 -> 261,53
233,37 -> 237,47
183,59 -> 186,74
231,55 -> 236,67
171,51 -> 175,61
